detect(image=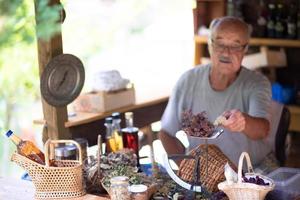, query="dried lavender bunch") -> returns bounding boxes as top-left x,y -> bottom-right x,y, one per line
181,110 -> 215,137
